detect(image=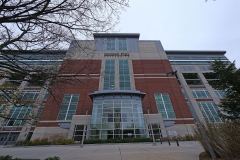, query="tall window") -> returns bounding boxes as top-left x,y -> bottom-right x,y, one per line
5,105 -> 32,126
118,38 -> 127,50
119,60 -> 131,90
197,102 -> 221,122
104,60 -> 115,90
57,94 -> 79,120
191,89 -> 211,98
106,38 -> 115,50
154,94 -> 176,119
